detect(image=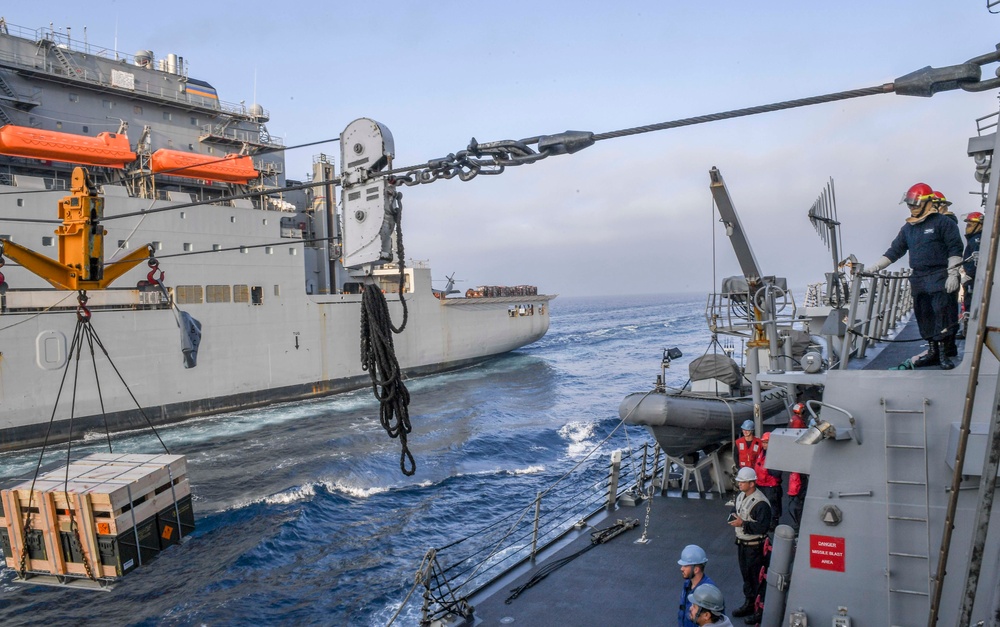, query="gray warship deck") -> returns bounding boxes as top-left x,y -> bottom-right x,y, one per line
469,315 -> 957,625
470,491 -> 745,626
